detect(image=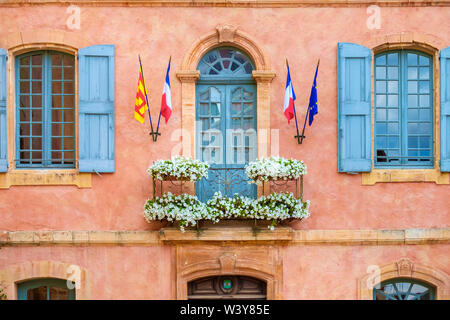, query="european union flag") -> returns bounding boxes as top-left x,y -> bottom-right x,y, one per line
308,62 -> 319,126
